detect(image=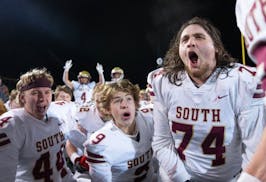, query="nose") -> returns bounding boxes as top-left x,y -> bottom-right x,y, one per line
120,98 -> 128,108
38,92 -> 45,101
187,37 -> 195,47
